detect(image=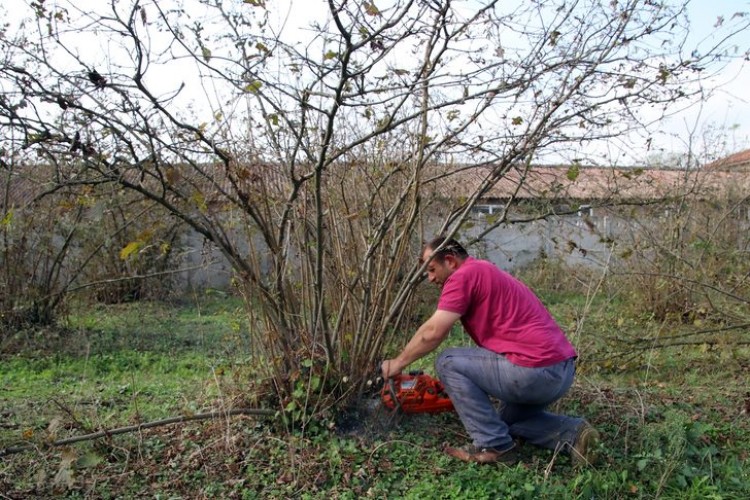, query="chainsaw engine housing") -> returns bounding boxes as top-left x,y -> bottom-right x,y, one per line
381,371 -> 454,414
